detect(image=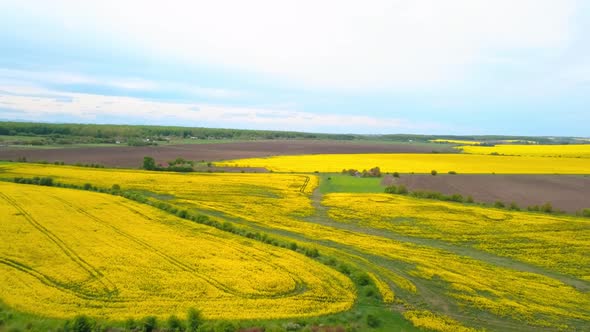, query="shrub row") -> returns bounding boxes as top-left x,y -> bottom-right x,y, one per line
62,308 -> 202,332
